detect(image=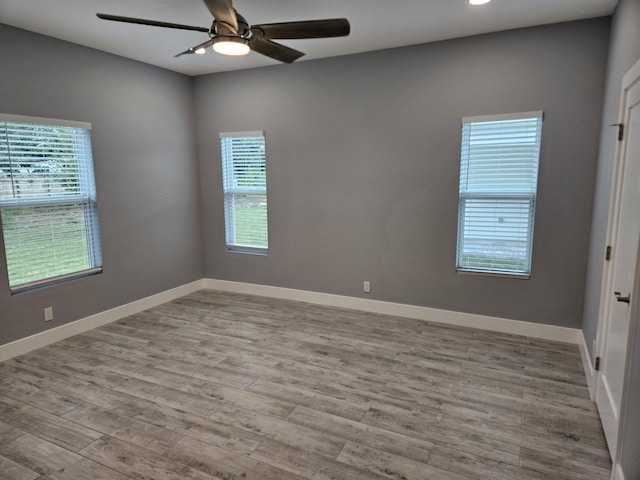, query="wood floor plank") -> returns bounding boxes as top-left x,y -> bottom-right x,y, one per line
79,435 -> 221,480
165,434 -> 259,479
208,404 -> 346,458
520,417 -> 612,469
520,446 -> 611,480
0,418 -> 27,445
427,446 -> 546,480
0,395 -> 102,452
446,384 -> 528,425
246,378 -> 368,421
523,379 -> 596,414
63,402 -> 182,453
383,375 -> 455,399
141,403 -> 265,455
0,433 -> 82,477
439,391 -> 524,426
437,413 -> 524,450
522,412 -> 608,448
361,403 -> 442,440
0,455 -> 40,480
432,435 -> 521,467
286,406 -> 434,464
154,358 -> 257,389
336,440 -> 438,480
119,366 -> 296,419
456,371 -> 525,398
524,364 -> 588,386
0,289 -> 610,480
276,357 -> 386,392
0,376 -> 83,416
113,377 -> 223,417
245,461 -> 309,480
43,457 -> 132,480
215,356 -> 316,388
250,438 -> 389,480
3,358 -> 70,387
48,376 -> 160,418
129,395 -> 264,457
